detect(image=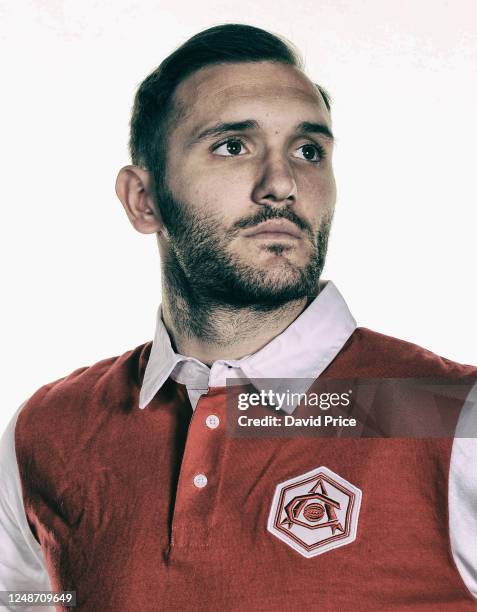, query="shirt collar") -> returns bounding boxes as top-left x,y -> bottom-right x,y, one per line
139,280 -> 356,410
